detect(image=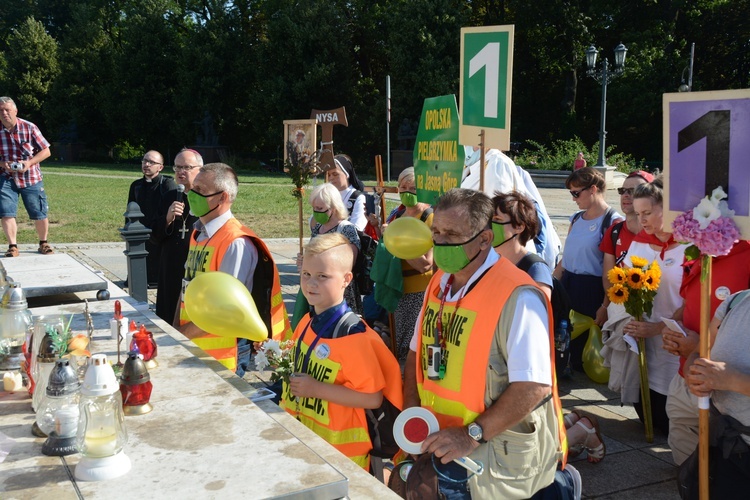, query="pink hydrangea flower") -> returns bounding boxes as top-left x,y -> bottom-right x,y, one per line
672,210 -> 740,257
